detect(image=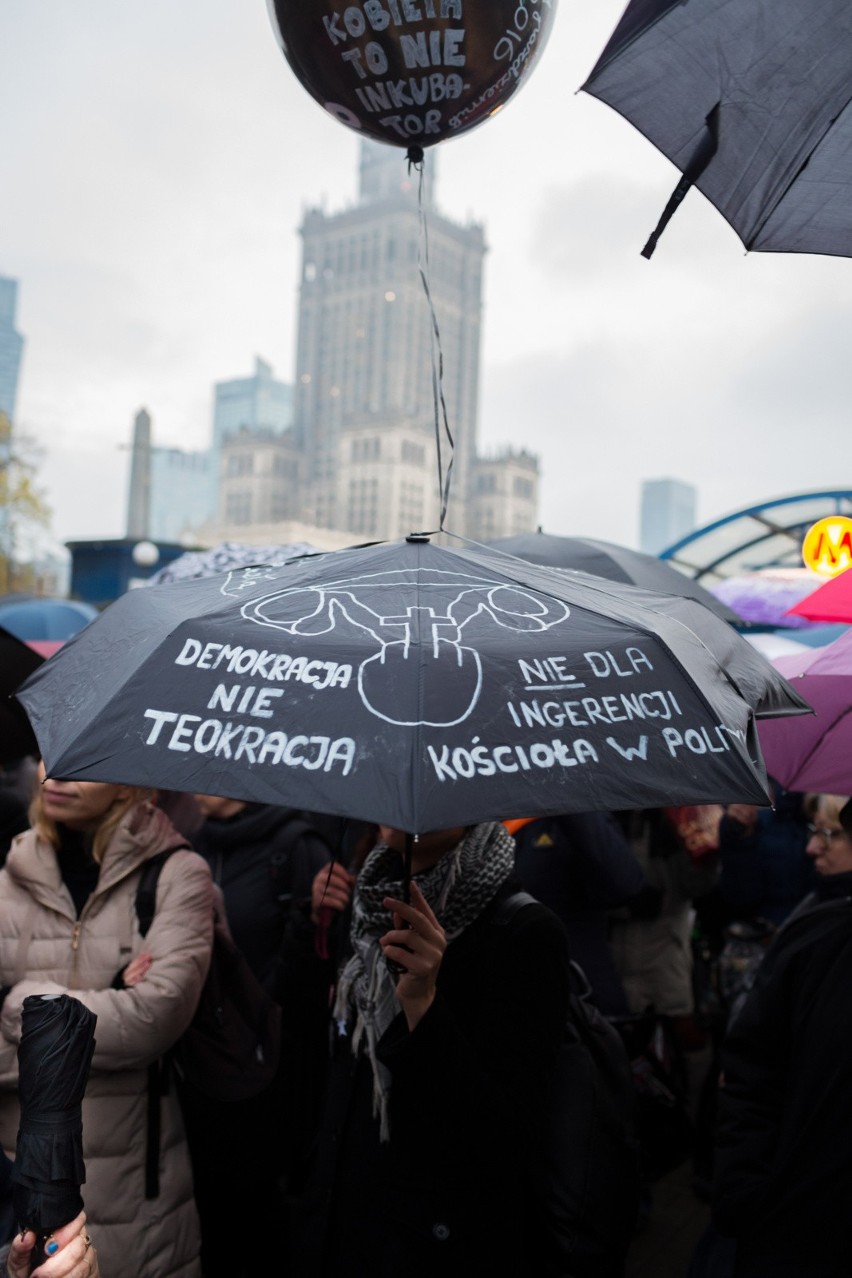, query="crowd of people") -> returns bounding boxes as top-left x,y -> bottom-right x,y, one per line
0,752 -> 848,1277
